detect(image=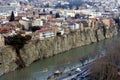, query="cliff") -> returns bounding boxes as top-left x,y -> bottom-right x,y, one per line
0,25 -> 118,75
